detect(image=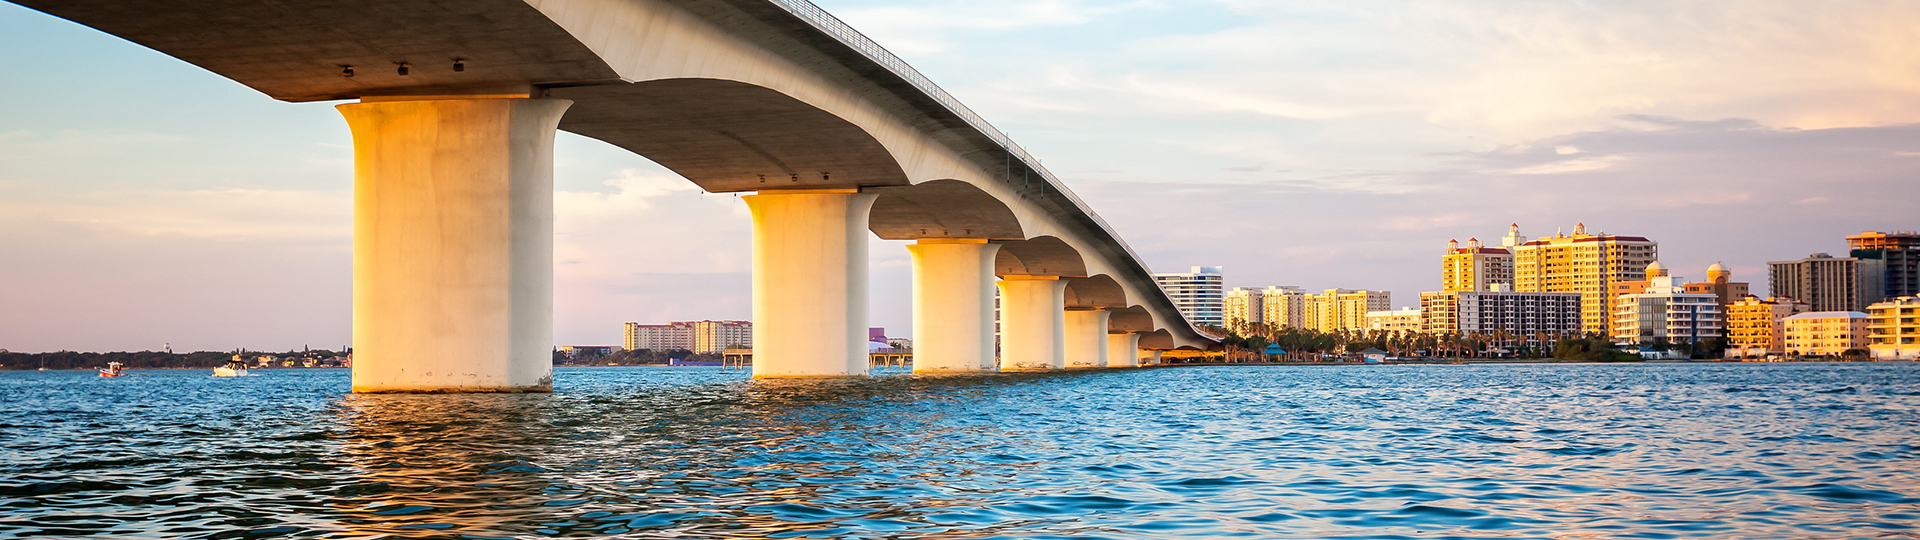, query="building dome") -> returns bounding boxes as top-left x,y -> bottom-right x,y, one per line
1645,260 -> 1668,277
1707,261 -> 1731,283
